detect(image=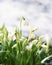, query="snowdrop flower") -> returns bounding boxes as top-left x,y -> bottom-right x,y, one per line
20,36 -> 25,41
13,35 -> 16,41
44,34 -> 50,52
41,44 -> 46,48
28,26 -> 39,41
8,34 -> 13,41
31,26 -> 39,33
40,34 -> 50,52
26,43 -> 33,51
32,39 -> 38,45
28,33 -> 35,41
